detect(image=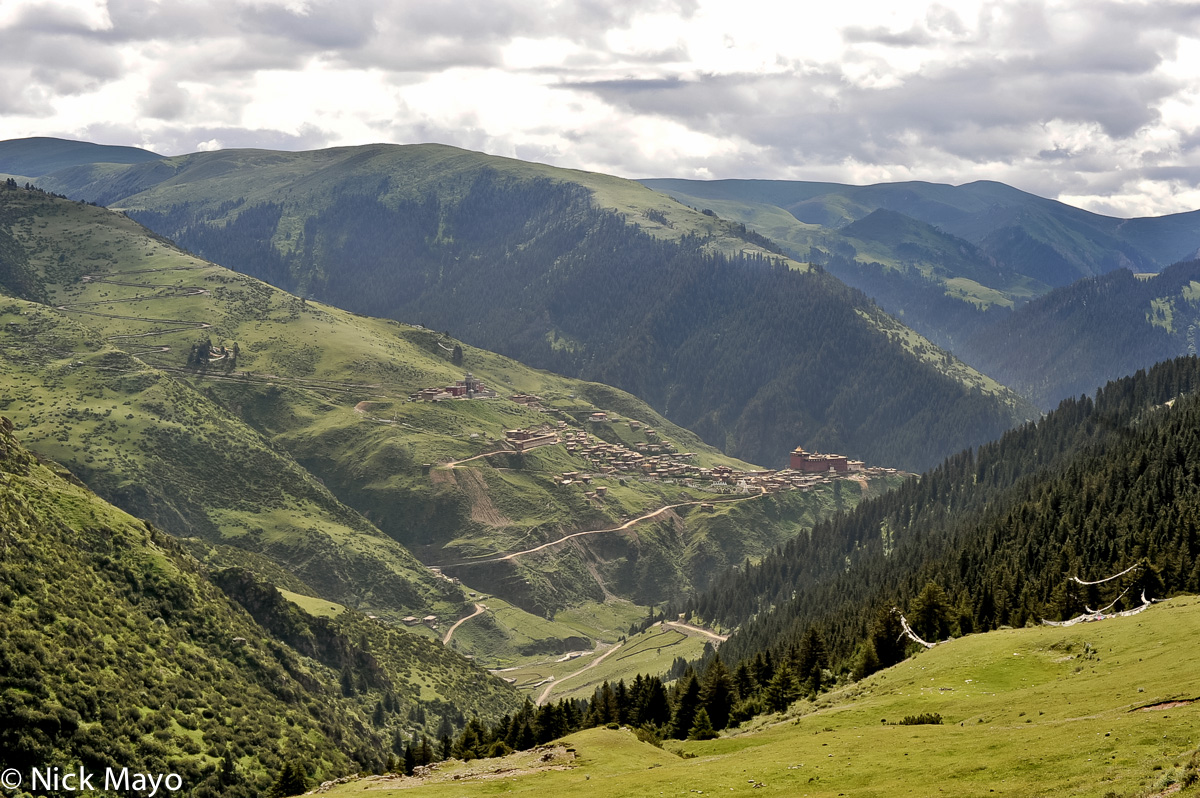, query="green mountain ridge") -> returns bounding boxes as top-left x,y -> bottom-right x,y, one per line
642,177 -> 1200,408
641,176 -> 1200,280
0,136 -> 162,178
32,142 -> 1034,474
954,260 -> 1200,408
0,181 -> 906,681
